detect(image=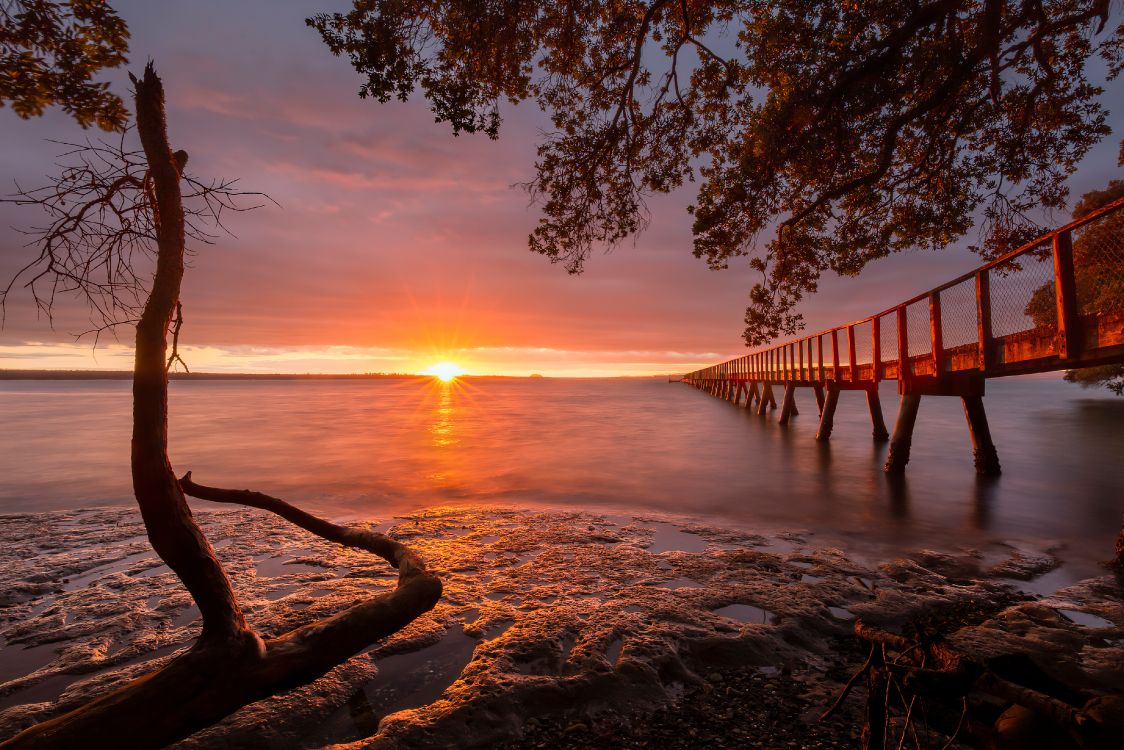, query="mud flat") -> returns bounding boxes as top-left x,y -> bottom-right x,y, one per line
0,506 -> 1120,748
